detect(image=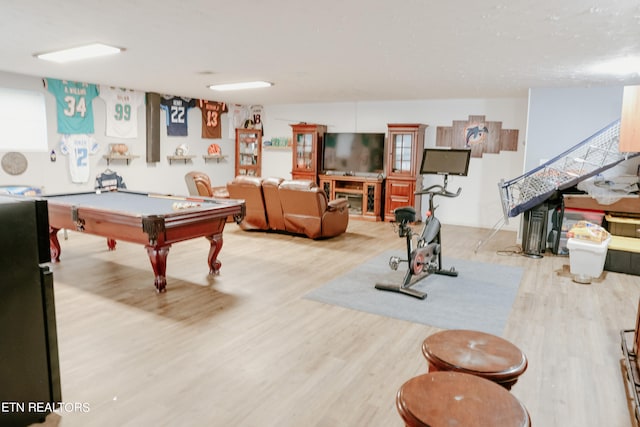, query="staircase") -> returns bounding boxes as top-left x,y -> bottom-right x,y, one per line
499,119 -> 639,220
